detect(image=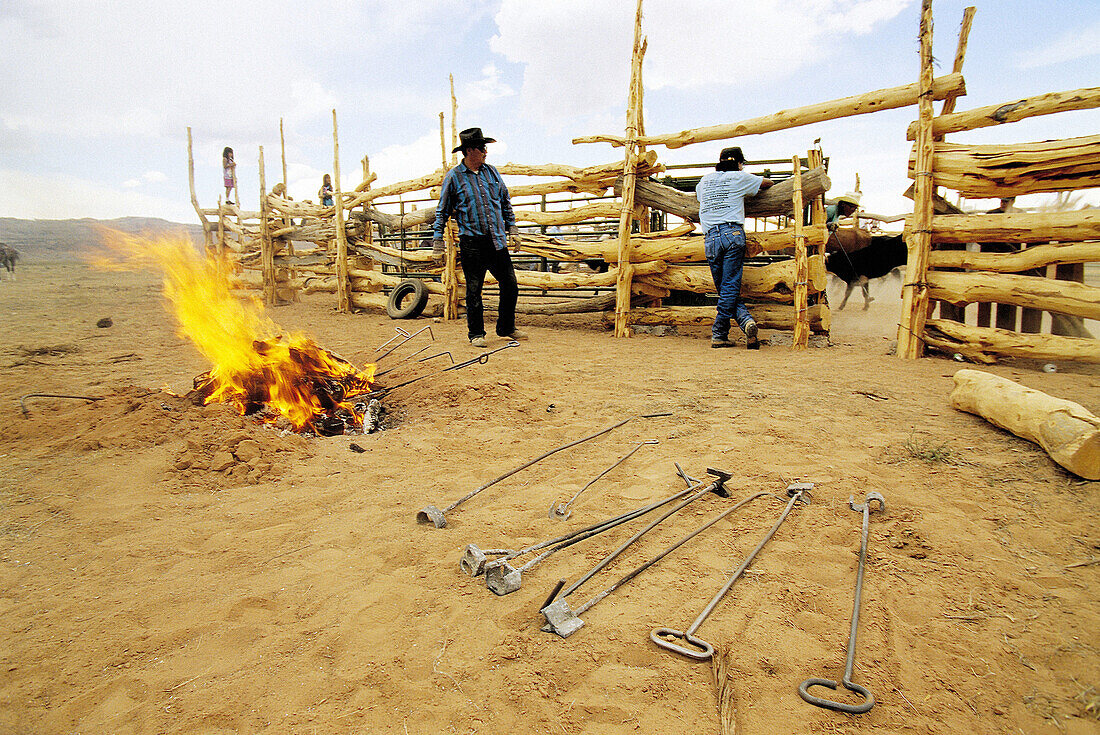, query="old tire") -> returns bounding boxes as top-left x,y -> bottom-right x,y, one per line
386,279 -> 429,319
